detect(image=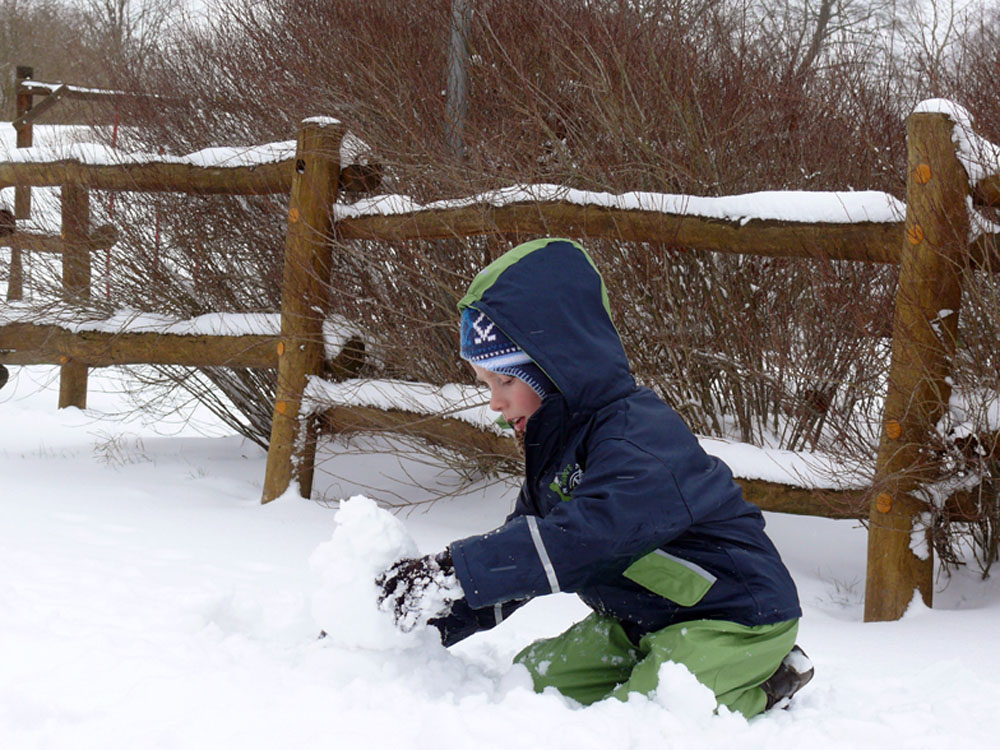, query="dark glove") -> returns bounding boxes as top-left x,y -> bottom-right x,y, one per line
376,549 -> 464,632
